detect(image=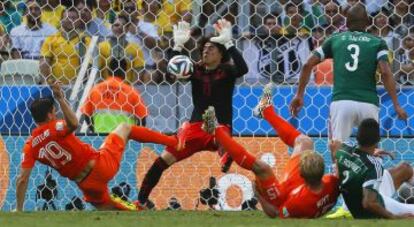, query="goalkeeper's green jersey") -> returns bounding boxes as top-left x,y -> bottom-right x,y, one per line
313,31 -> 389,106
